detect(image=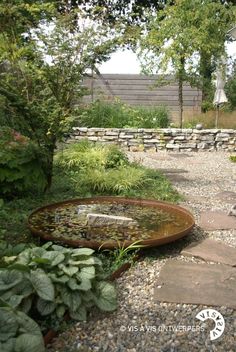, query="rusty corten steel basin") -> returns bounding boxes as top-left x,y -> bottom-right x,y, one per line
28,196 -> 195,249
